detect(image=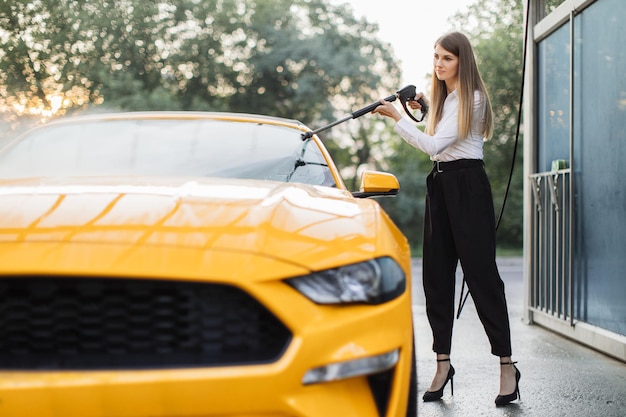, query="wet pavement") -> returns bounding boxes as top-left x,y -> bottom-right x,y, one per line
410,257 -> 626,417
